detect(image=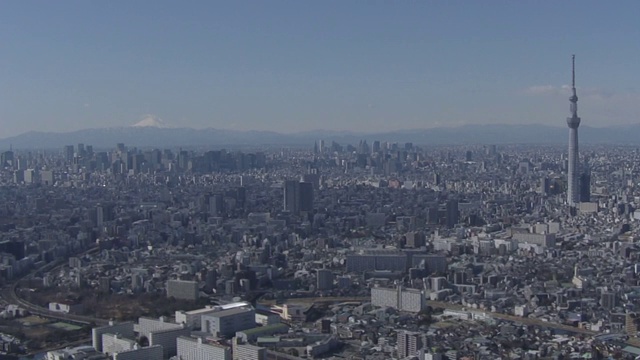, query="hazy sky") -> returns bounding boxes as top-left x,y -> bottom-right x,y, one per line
1,1 -> 639,138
